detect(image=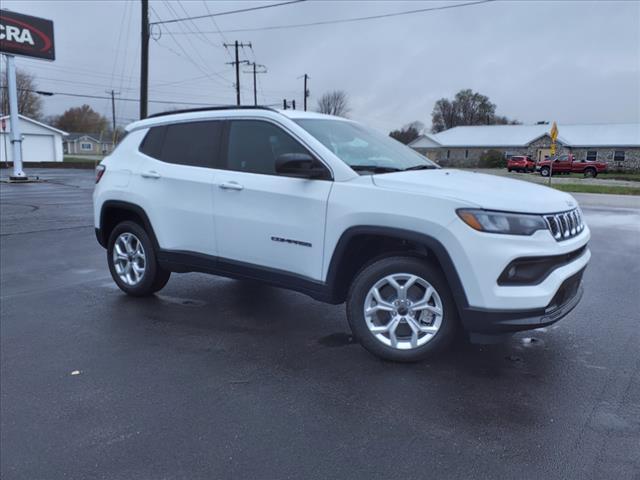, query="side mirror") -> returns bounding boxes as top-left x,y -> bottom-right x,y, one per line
275,153 -> 329,179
